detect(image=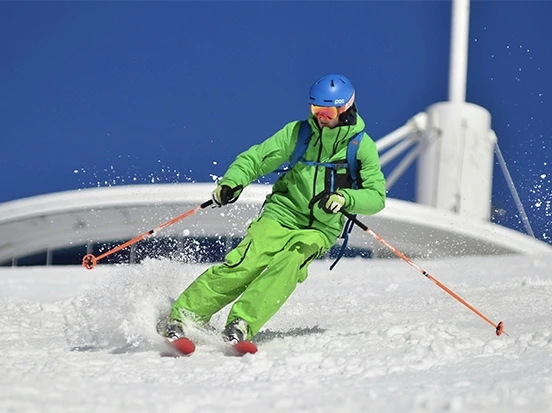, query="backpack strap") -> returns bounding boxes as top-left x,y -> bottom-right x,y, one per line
330,131 -> 364,271
289,121 -> 312,168
346,132 -> 364,189
274,121 -> 311,173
